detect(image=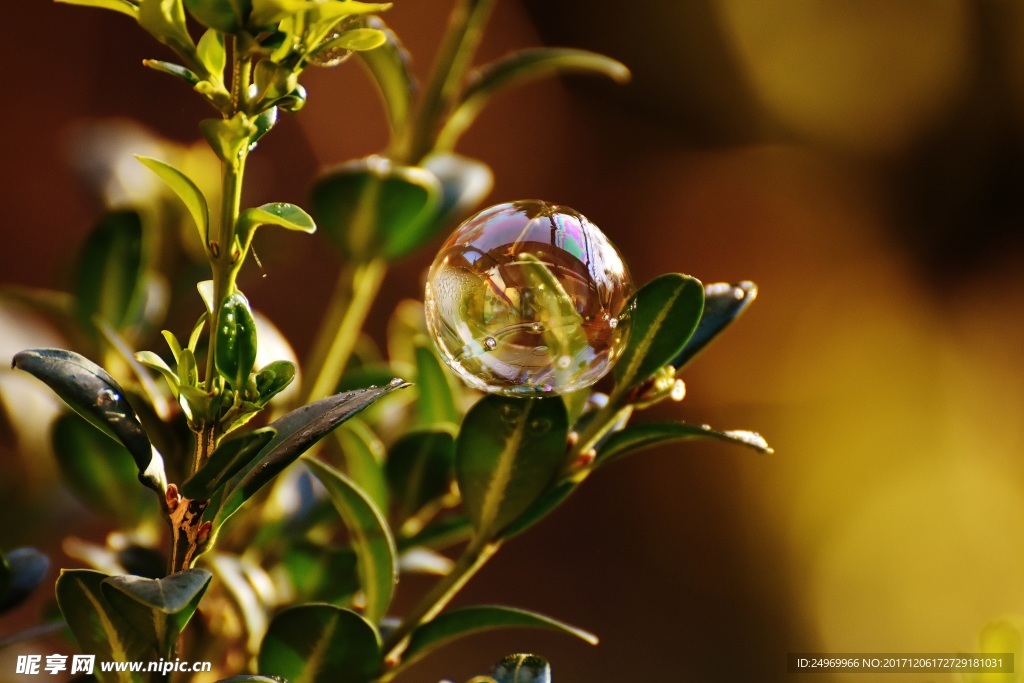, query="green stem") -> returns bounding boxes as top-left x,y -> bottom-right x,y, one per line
379,537 -> 501,677
302,259 -> 387,402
